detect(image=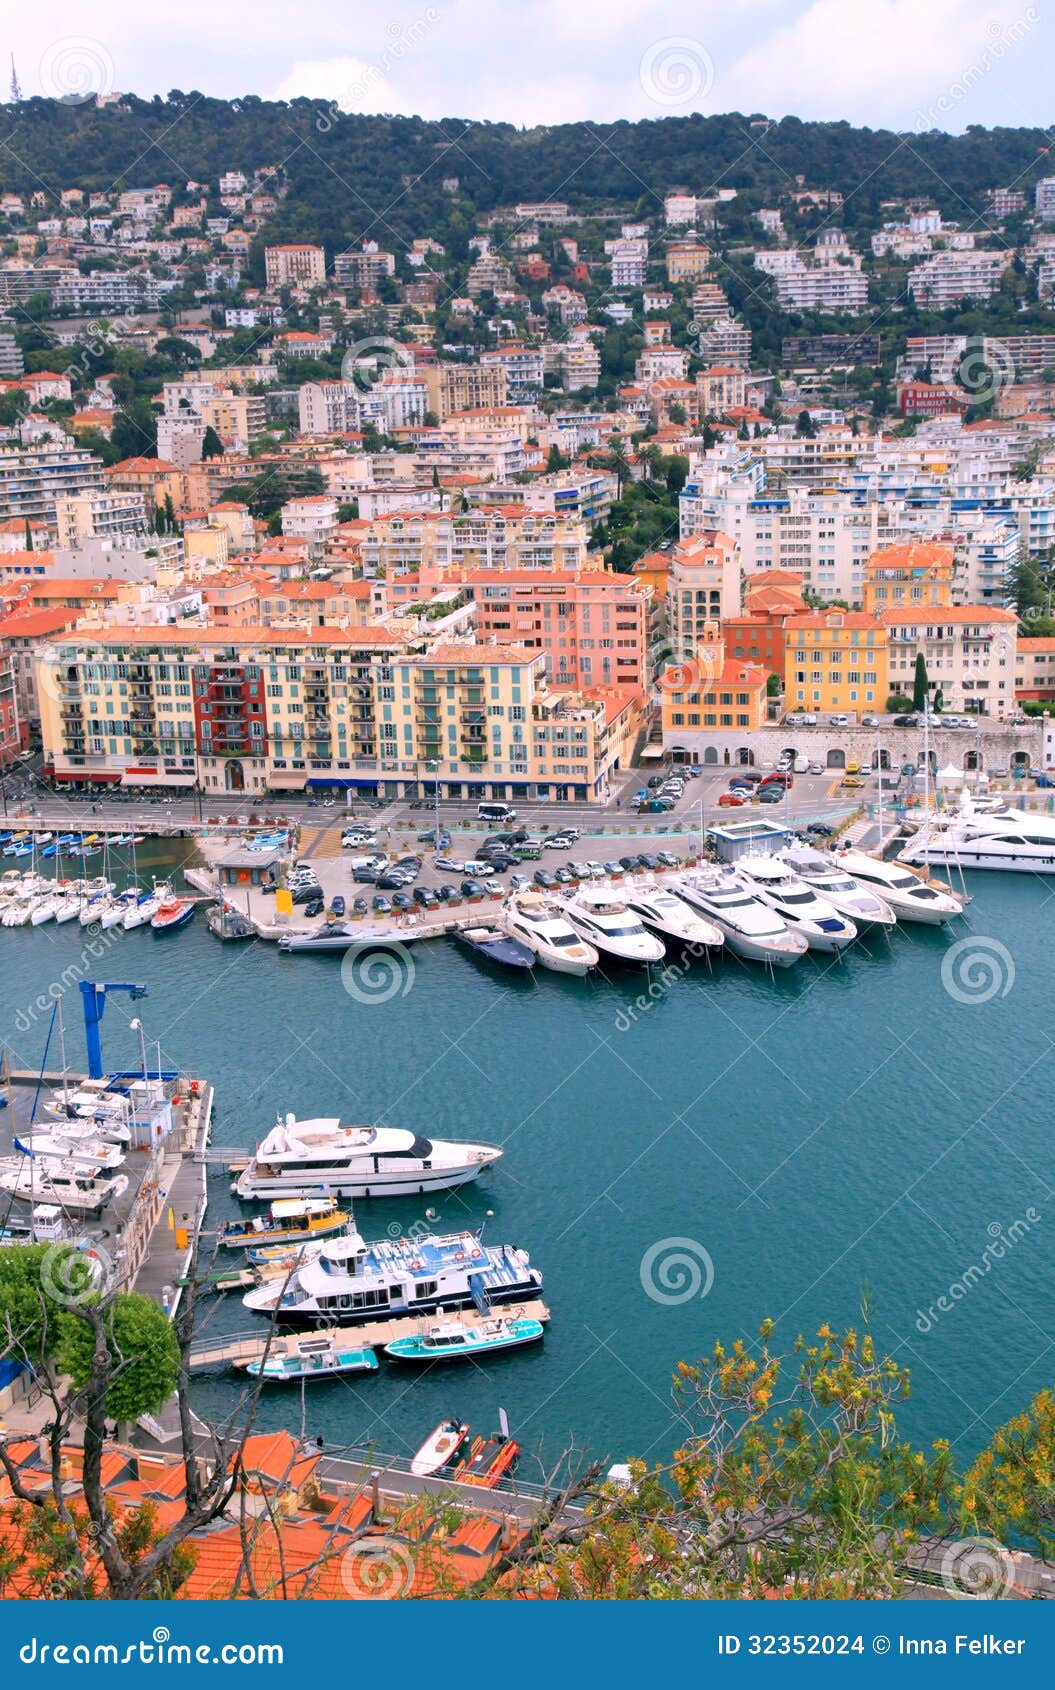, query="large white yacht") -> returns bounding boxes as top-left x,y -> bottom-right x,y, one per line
779,846 -> 896,929
623,884 -> 725,954
898,796 -> 1055,875
233,1112 -> 502,1200
0,1158 -> 128,1214
834,847 -> 964,924
733,855 -> 858,952
556,886 -> 666,964
501,892 -> 598,975
243,1222 -> 542,1325
676,867 -> 809,968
